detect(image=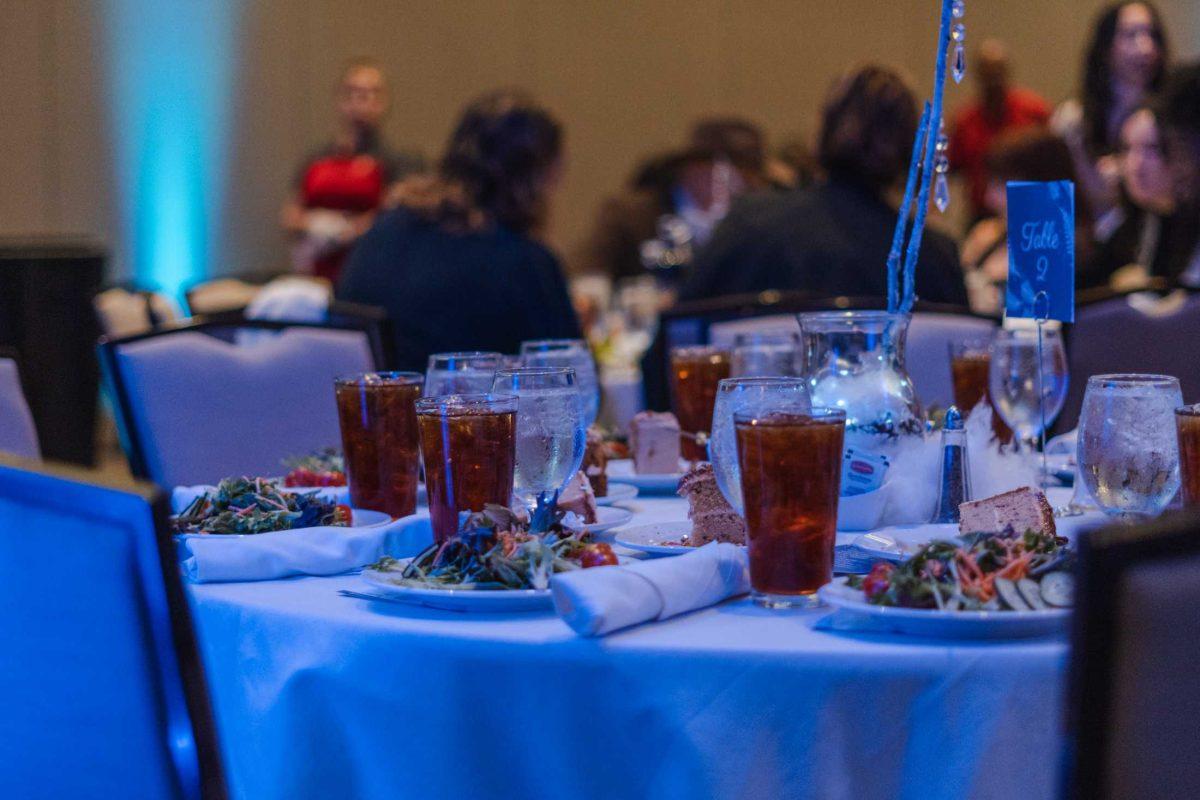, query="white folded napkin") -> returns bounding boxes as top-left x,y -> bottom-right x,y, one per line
171,483 -> 350,513
180,513 -> 433,583
551,543 -> 749,636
